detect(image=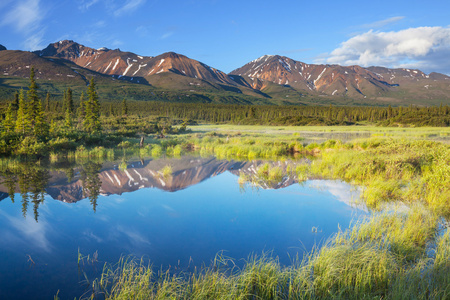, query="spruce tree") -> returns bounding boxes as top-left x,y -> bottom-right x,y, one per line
33,99 -> 48,137
15,89 -> 30,135
64,108 -> 72,128
77,92 -> 85,129
84,78 -> 101,133
3,103 -> 15,133
49,118 -> 57,135
121,99 -> 128,116
62,90 -> 67,112
25,67 -> 48,137
12,91 -> 19,112
388,105 -> 393,119
45,92 -> 50,112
